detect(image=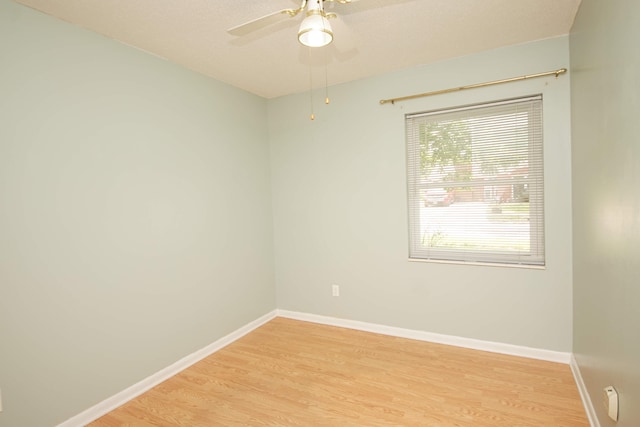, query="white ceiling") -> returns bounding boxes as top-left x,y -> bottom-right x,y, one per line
15,0 -> 582,99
